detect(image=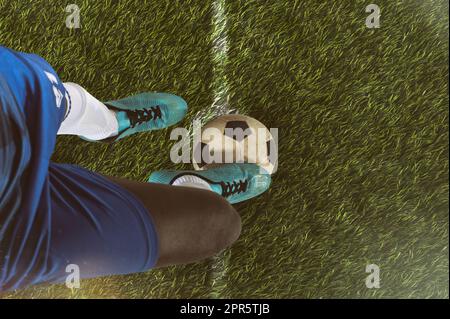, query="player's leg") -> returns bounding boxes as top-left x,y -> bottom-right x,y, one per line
106,176 -> 241,267
44,162 -> 242,285
44,163 -> 269,286
57,82 -> 187,141
106,163 -> 271,267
